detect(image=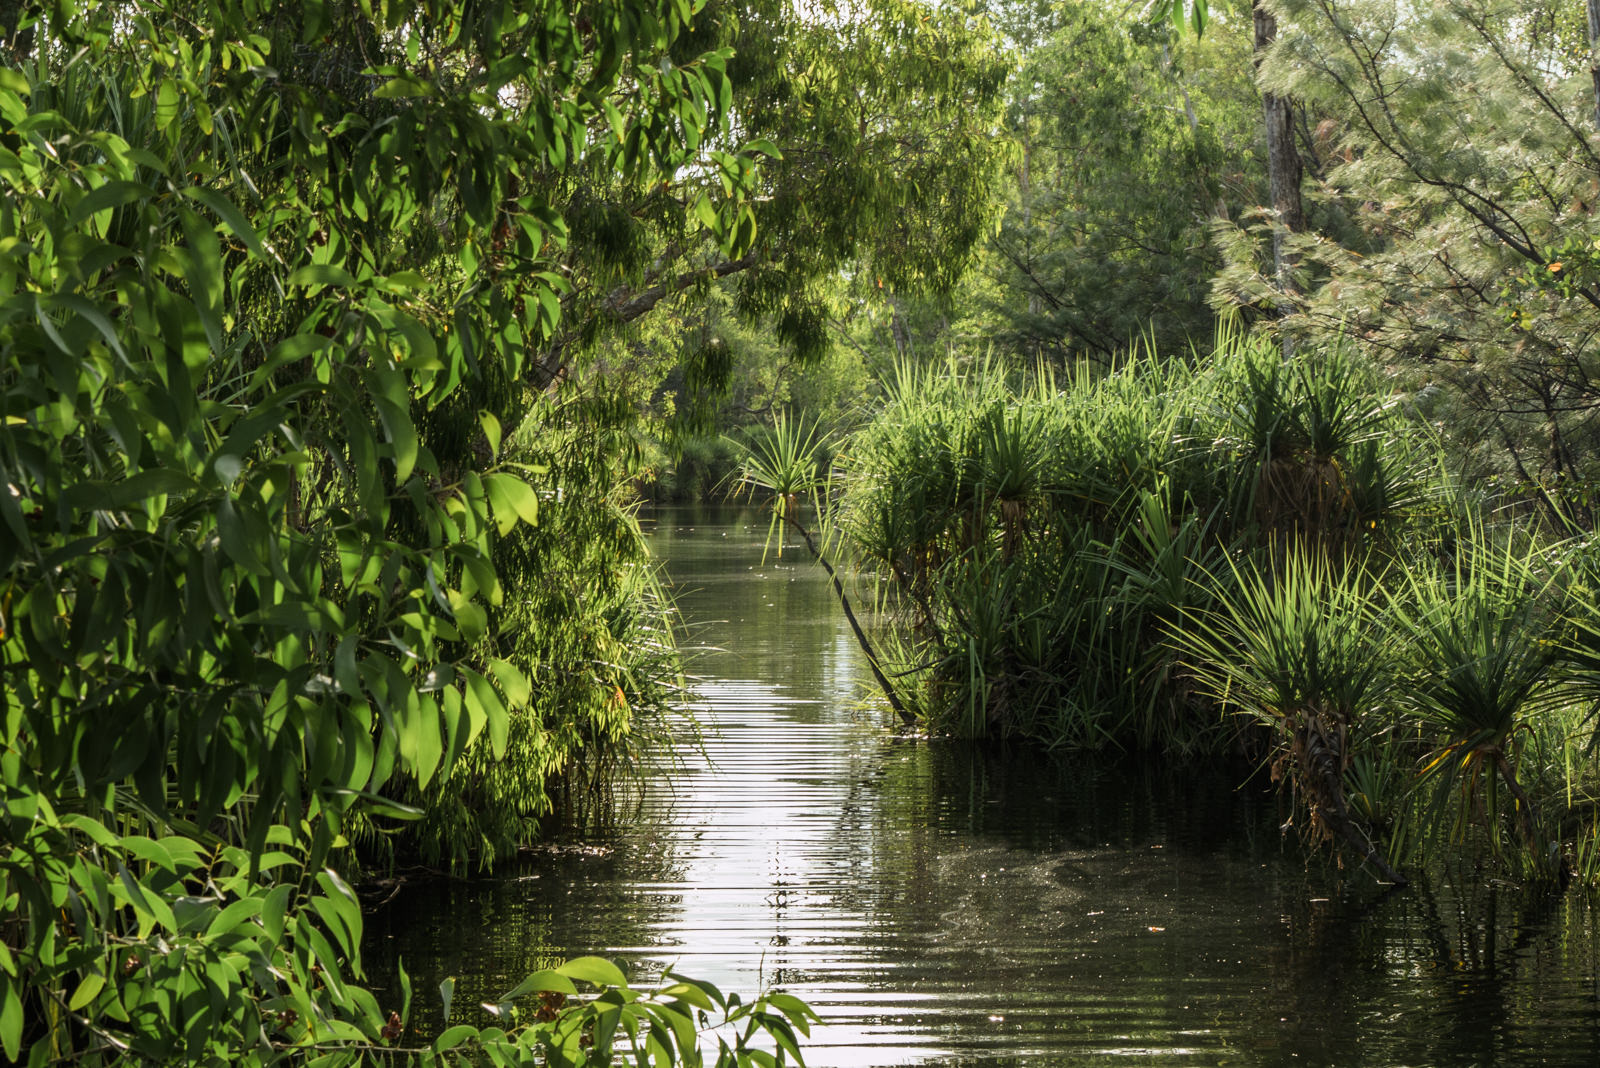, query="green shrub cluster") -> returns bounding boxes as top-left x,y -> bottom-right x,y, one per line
382,411 -> 686,872
836,329 -> 1600,884
0,1 -> 805,1062
842,328 -> 1427,746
